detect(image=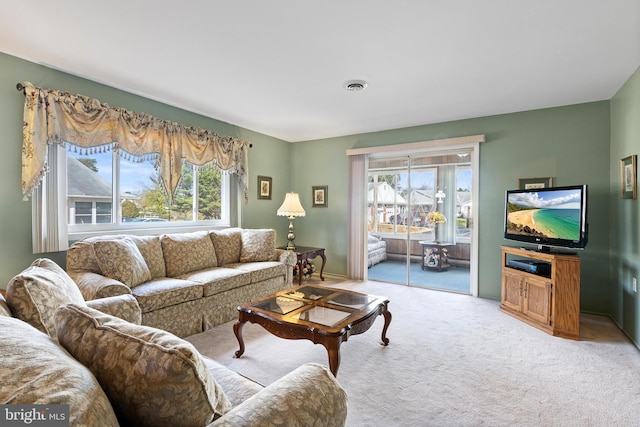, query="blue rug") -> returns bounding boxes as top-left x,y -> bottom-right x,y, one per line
368,260 -> 470,293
